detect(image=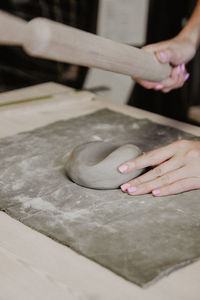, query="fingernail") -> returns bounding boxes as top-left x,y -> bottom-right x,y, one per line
128,186 -> 137,194
155,84 -> 163,90
118,164 -> 128,173
181,64 -> 186,72
184,73 -> 190,82
159,51 -> 167,62
152,189 -> 160,196
119,162 -> 135,173
121,183 -> 130,192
